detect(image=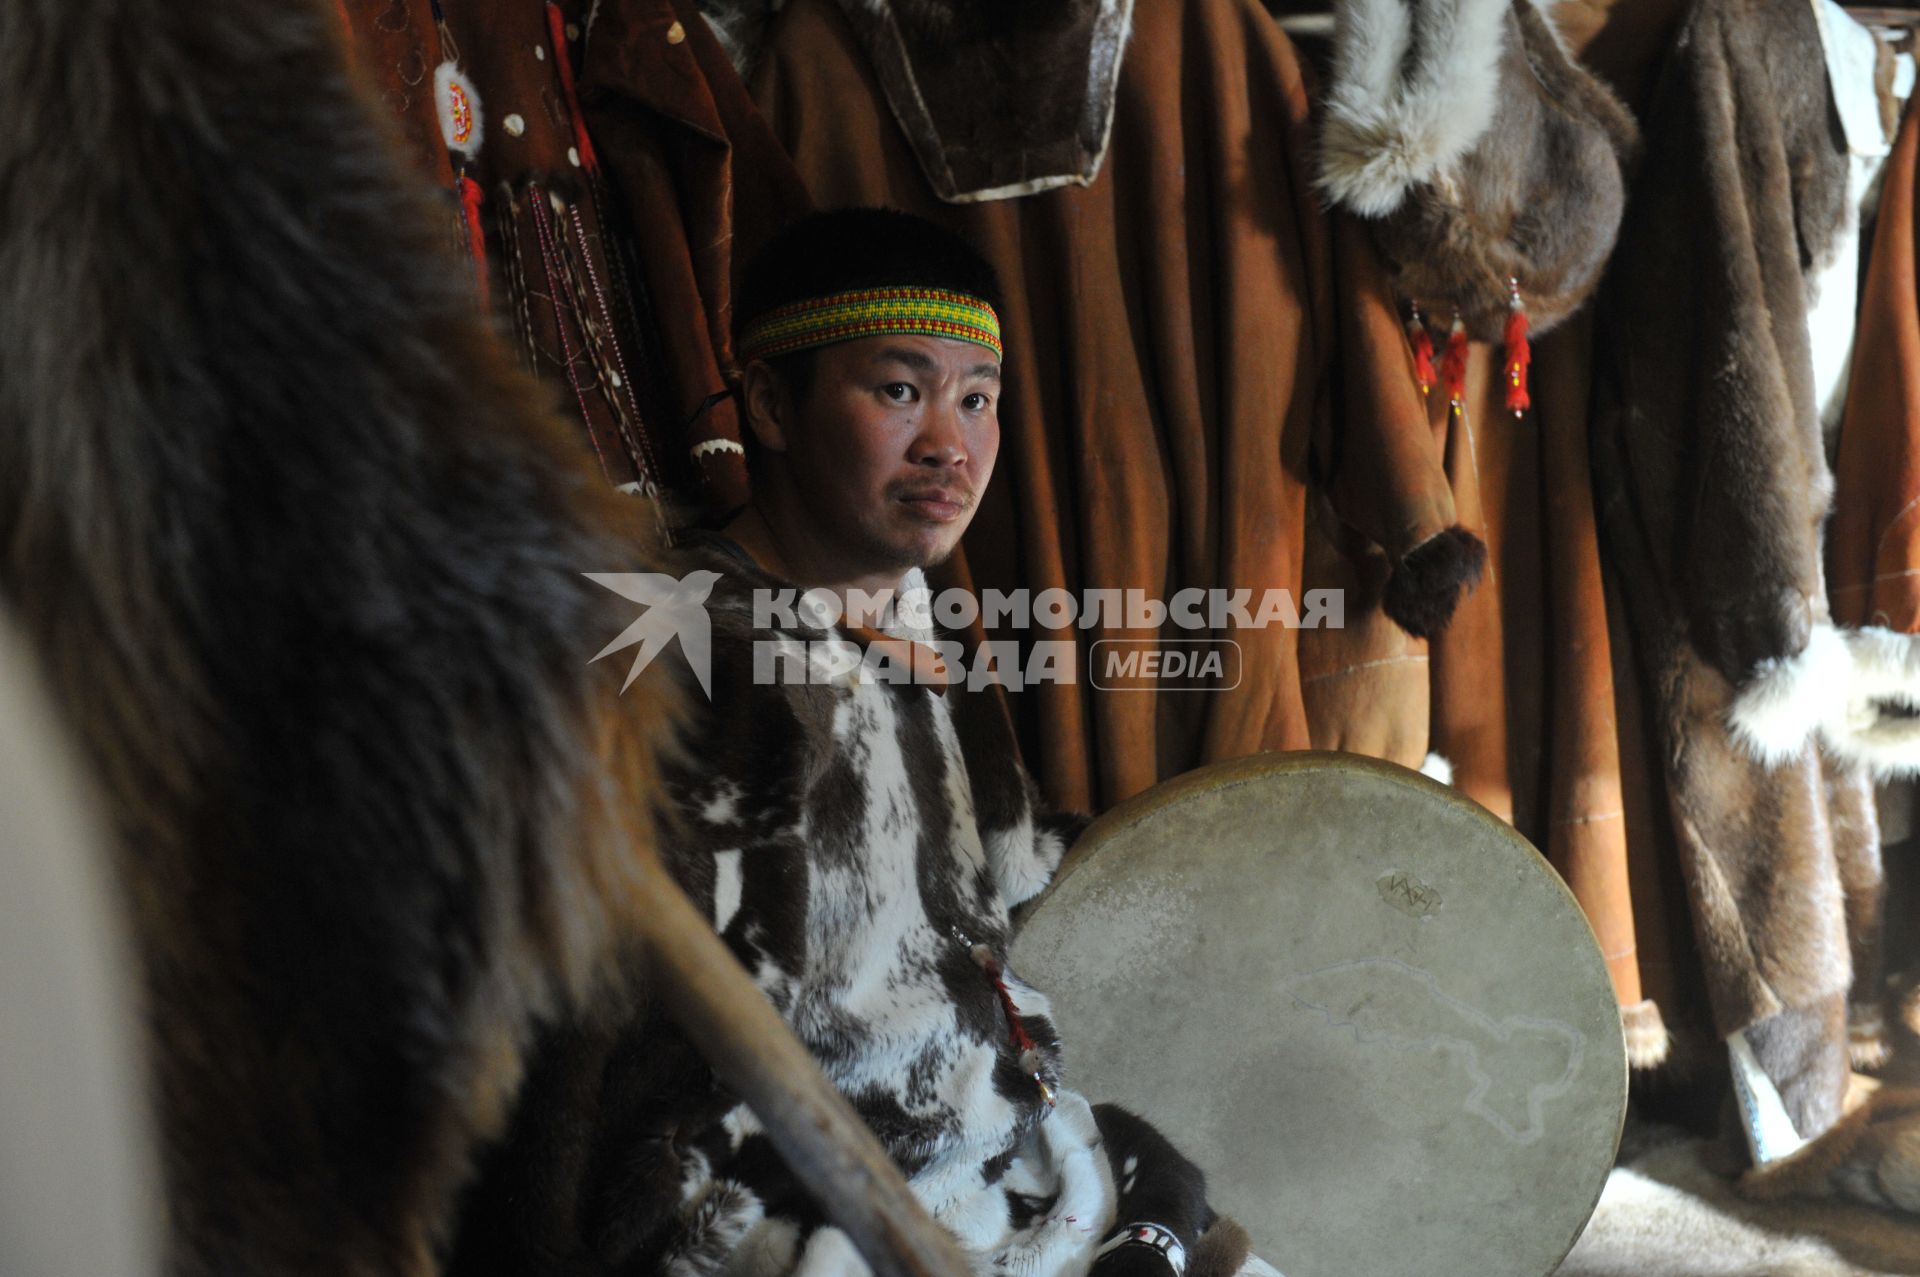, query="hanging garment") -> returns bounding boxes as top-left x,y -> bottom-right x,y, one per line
343,0 -> 808,512
1414,318 -> 1688,1070
1590,0 -> 1884,1138
1830,80 -> 1920,1056
1832,92 -> 1920,639
579,0 -> 811,511
1315,0 -> 1671,1064
740,0 -> 1472,813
